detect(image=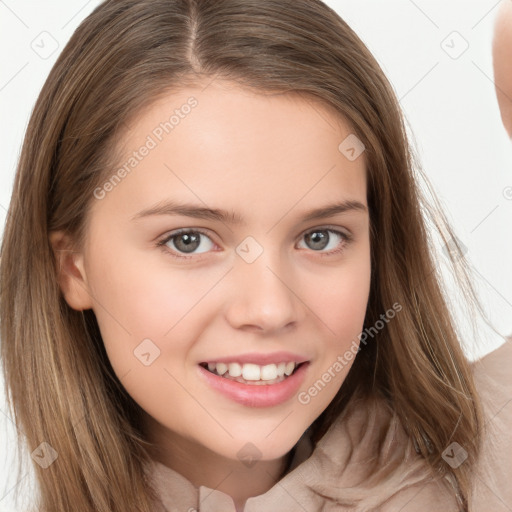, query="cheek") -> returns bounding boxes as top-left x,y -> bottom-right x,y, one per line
296,258 -> 371,411
308,257 -> 371,342
86,249 -> 234,390
88,245 -> 206,330
85,249 -> 206,369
